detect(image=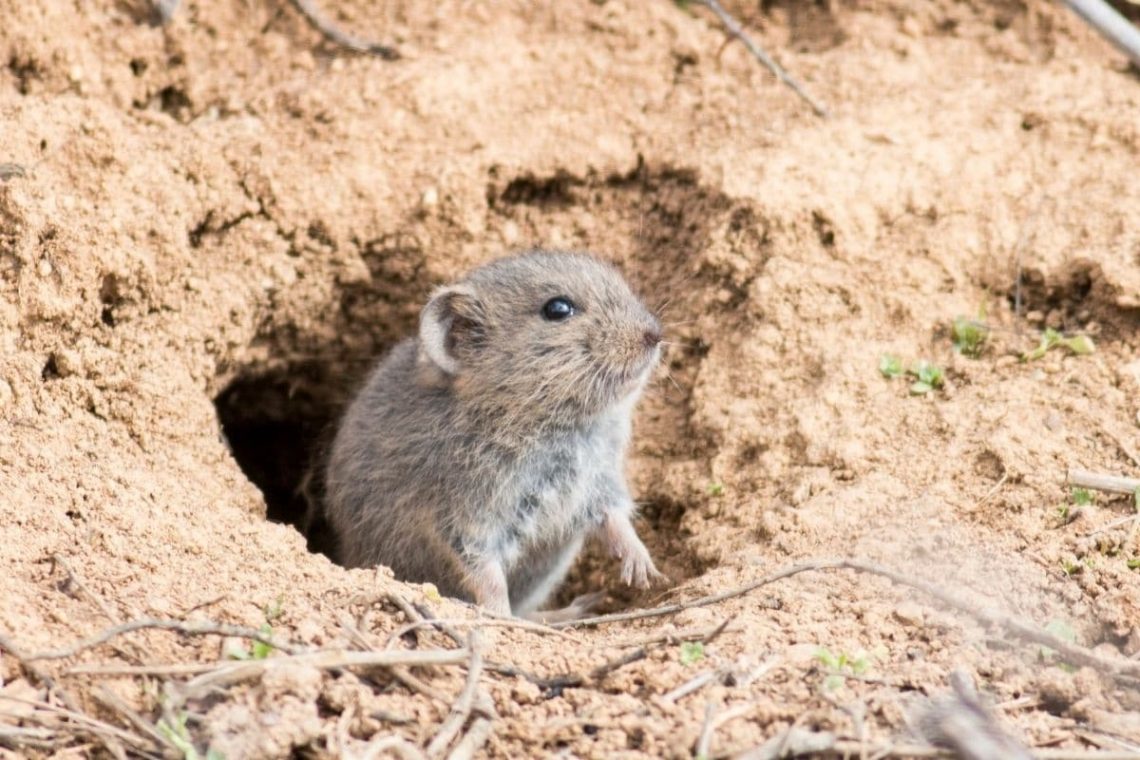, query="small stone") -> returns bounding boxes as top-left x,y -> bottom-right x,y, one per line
37,259 -> 53,277
893,601 -> 924,627
421,187 -> 439,207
